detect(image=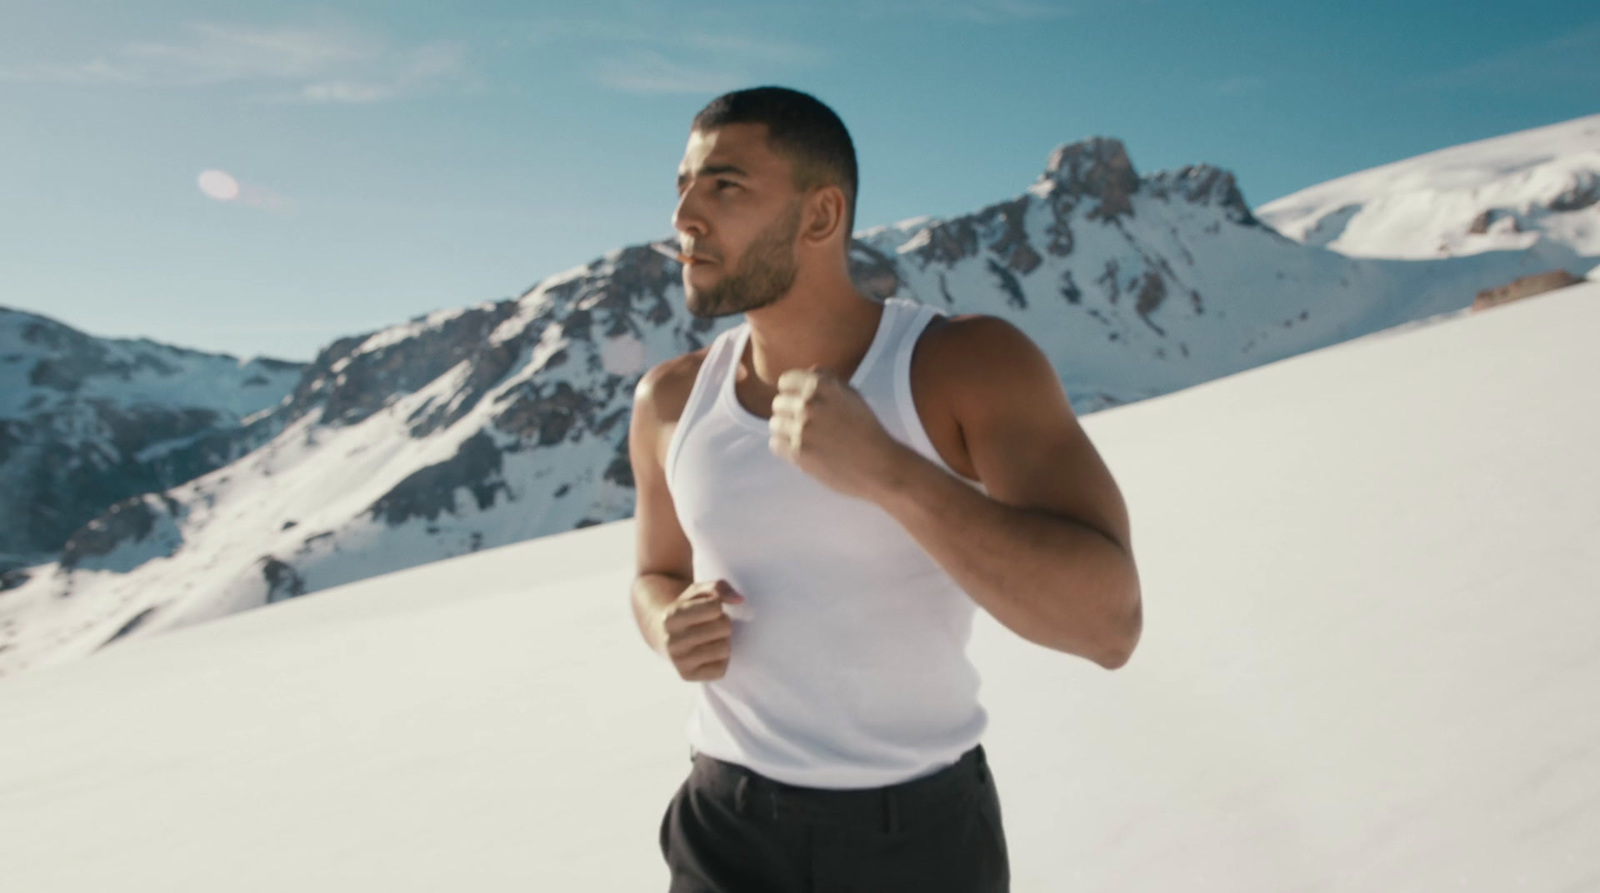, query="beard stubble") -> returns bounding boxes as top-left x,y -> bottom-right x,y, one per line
686,199 -> 804,319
